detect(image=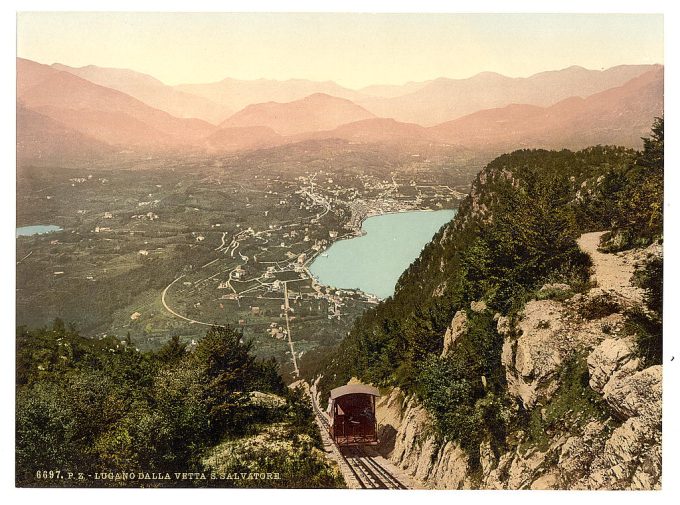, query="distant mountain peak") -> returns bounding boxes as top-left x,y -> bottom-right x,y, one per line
220,93 -> 375,136
471,71 -> 508,79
